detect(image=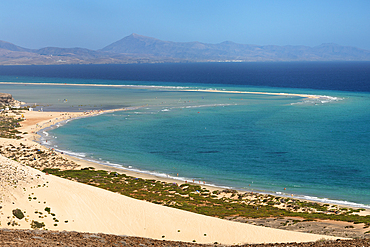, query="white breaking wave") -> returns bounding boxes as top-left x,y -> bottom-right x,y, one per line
267,192 -> 370,209
183,103 -> 235,109
291,95 -> 344,105
54,149 -> 87,158
299,195 -> 370,209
